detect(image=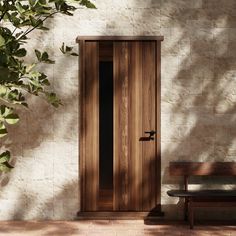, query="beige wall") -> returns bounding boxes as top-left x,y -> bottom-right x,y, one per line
1,0 -> 236,220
